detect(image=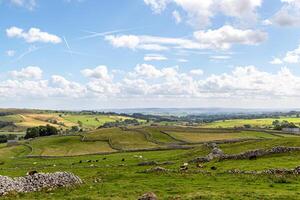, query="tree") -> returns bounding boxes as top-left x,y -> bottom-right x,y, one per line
71,126 -> 80,132
25,125 -> 58,139
0,135 -> 7,143
25,127 -> 40,139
